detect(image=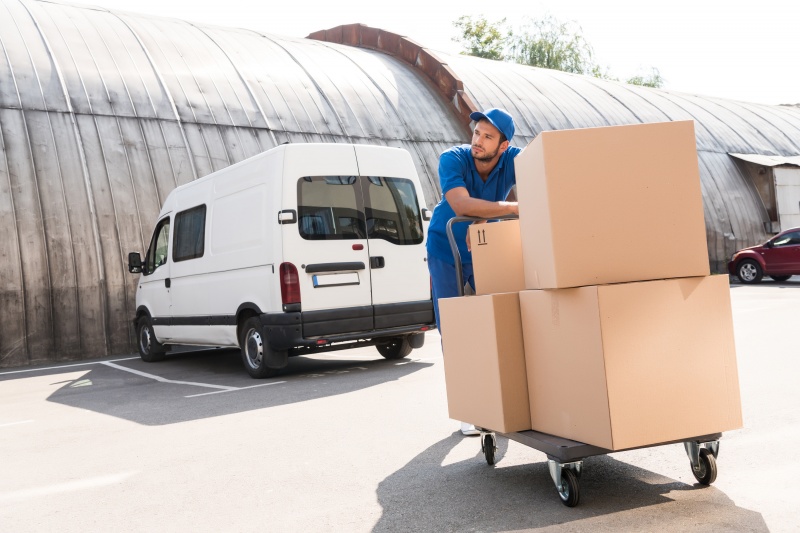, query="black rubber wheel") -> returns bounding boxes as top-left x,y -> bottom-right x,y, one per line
137,316 -> 166,362
770,275 -> 791,282
557,469 -> 580,507
376,336 -> 413,359
240,317 -> 283,379
482,433 -> 496,466
692,448 -> 718,485
736,259 -> 763,284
